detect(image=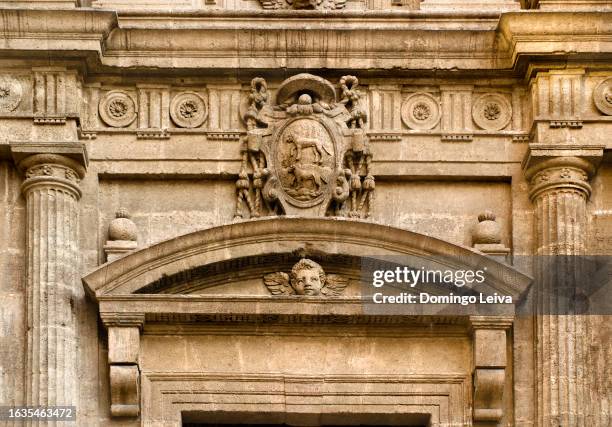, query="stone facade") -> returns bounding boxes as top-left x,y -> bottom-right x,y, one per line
0,1 -> 610,427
